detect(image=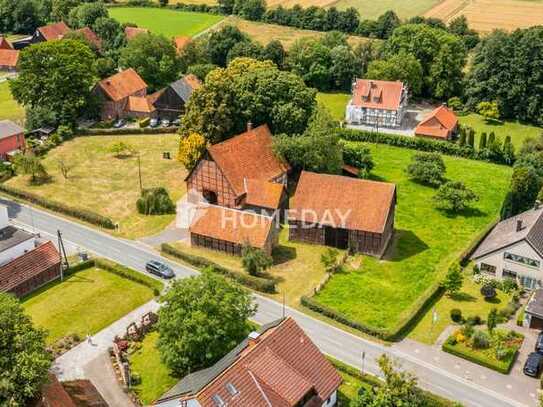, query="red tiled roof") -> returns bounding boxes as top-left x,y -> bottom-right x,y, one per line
97,68 -> 147,102
245,179 -> 284,209
184,73 -> 201,91
0,36 -> 13,50
125,26 -> 149,40
208,124 -> 287,197
415,105 -> 458,139
38,21 -> 70,41
195,317 -> 342,407
290,171 -> 396,233
190,205 -> 273,249
351,79 -> 405,111
174,36 -> 191,53
75,27 -> 102,49
31,374 -> 77,407
127,96 -> 156,113
0,49 -> 19,68
0,241 -> 60,293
